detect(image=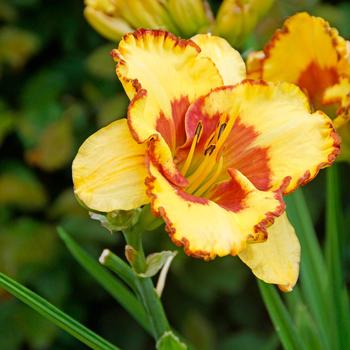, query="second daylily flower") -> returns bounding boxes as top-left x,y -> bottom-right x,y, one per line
247,12 -> 350,160
73,30 -> 339,291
